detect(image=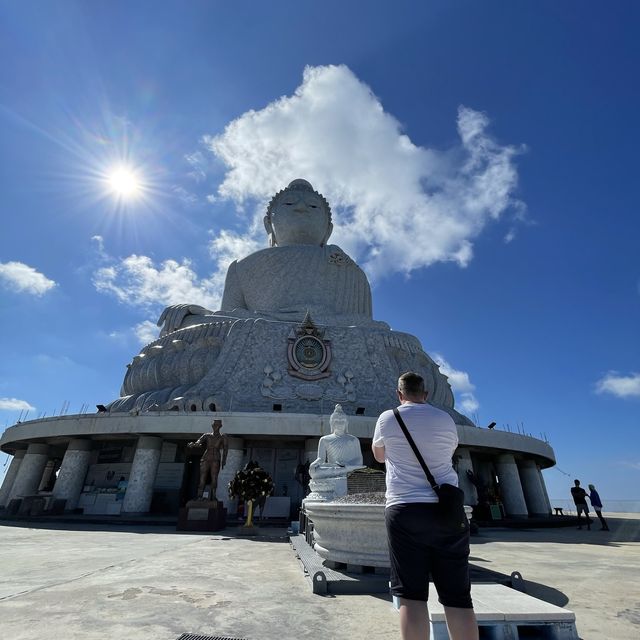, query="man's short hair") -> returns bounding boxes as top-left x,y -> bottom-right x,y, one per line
398,372 -> 425,397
